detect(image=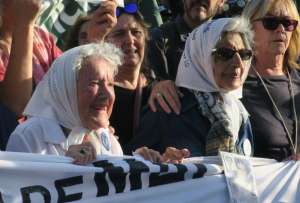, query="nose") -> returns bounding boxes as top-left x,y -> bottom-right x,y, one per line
124,31 -> 135,46
276,23 -> 285,32
232,52 -> 244,68
97,84 -> 114,103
